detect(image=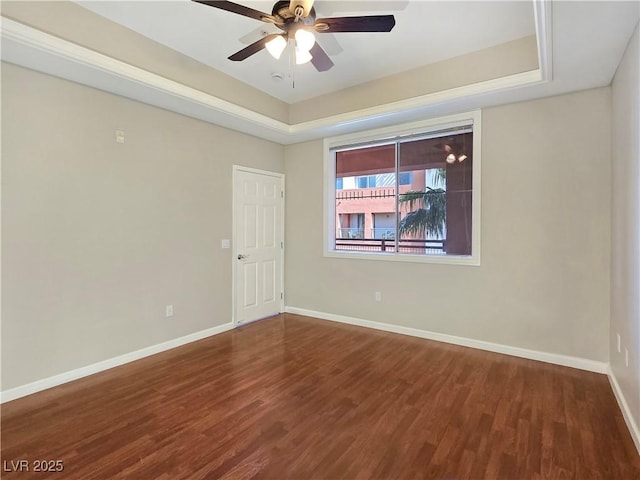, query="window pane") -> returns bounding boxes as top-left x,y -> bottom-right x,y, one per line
398,132 -> 473,256
398,172 -> 413,185
335,144 -> 396,252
